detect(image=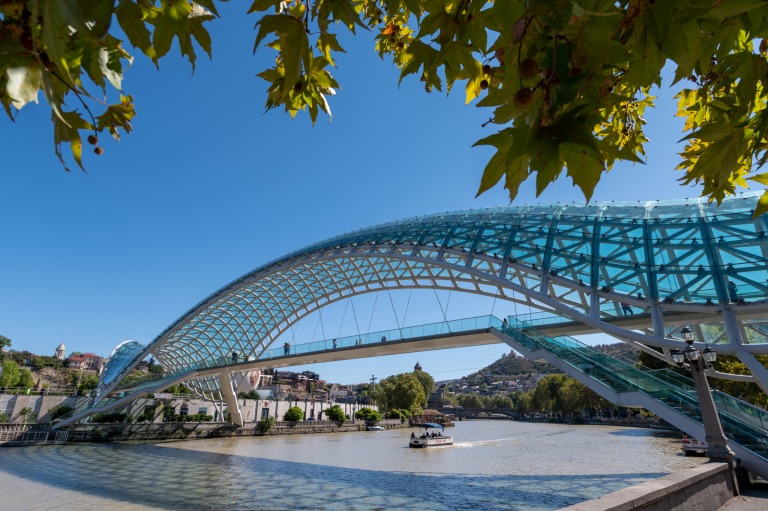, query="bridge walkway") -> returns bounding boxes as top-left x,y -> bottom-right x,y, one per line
53,316 -> 502,428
